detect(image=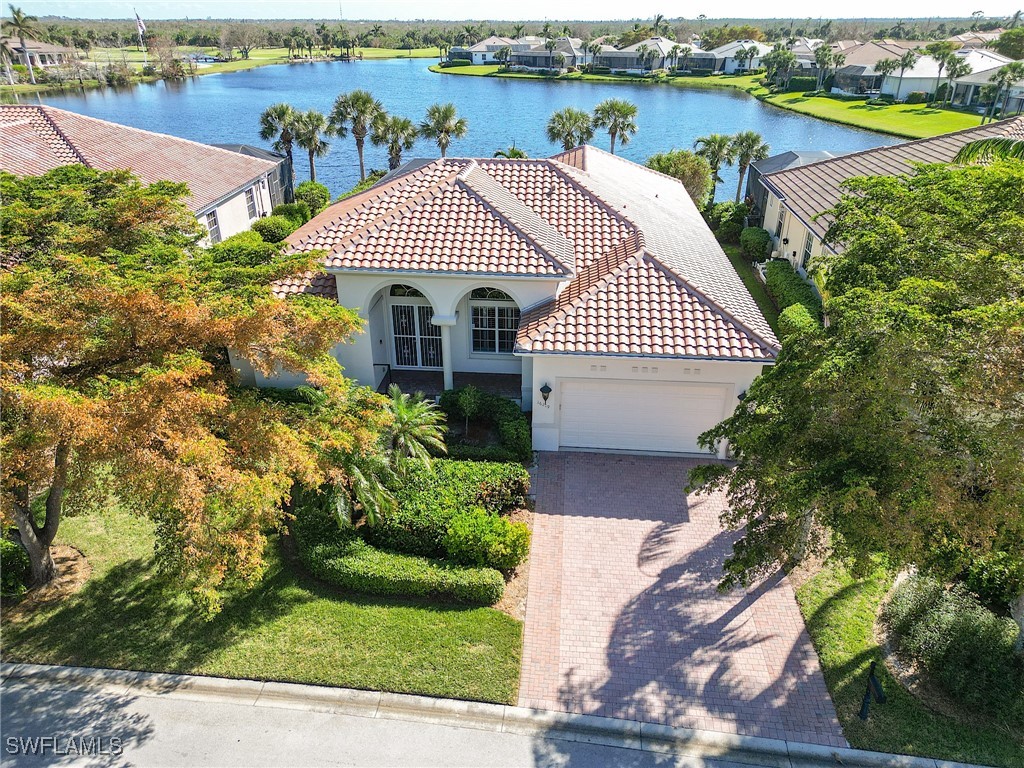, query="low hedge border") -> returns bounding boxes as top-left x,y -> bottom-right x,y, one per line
293,506 -> 505,605
439,388 -> 532,462
764,259 -> 823,321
